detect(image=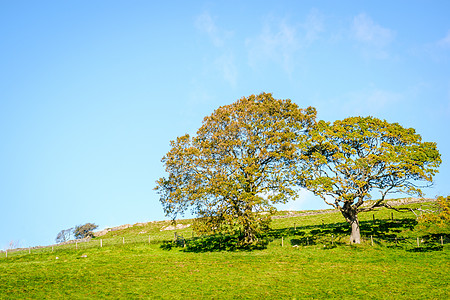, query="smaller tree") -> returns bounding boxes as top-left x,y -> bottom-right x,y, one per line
74,223 -> 98,239
55,228 -> 73,243
302,116 -> 441,244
